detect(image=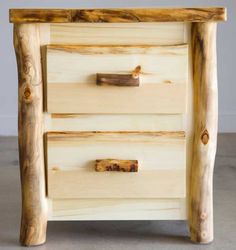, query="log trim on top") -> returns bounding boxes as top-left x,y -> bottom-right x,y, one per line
9,8 -> 226,23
